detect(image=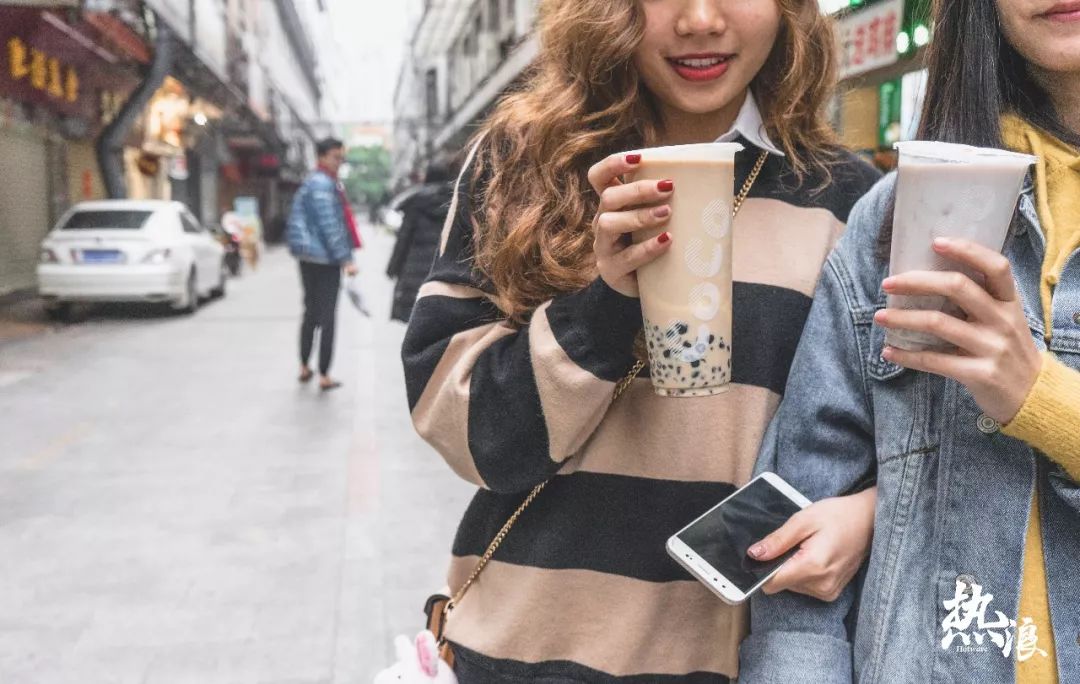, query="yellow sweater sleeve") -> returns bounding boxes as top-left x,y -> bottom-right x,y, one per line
1003,351 -> 1080,481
